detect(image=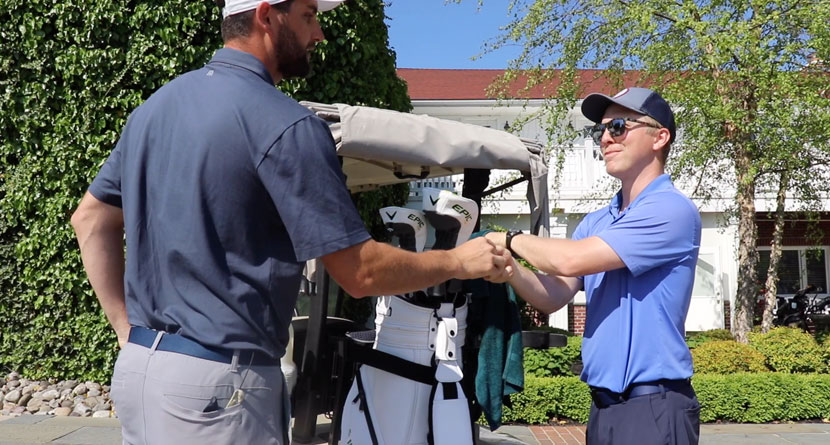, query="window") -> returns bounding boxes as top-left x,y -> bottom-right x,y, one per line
757,247 -> 829,295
